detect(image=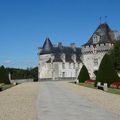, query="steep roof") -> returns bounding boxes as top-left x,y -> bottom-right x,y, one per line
42,38 -> 53,54
40,38 -> 81,63
84,23 -> 116,46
